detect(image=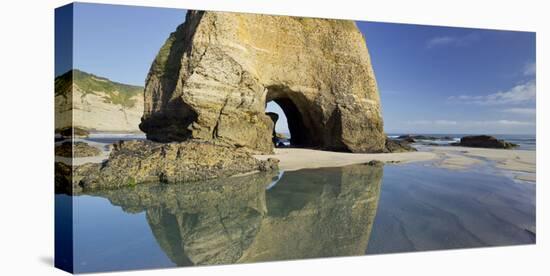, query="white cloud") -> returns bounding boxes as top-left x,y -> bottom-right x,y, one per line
426,36 -> 456,48
426,32 -> 480,49
434,120 -> 457,125
502,107 -> 536,116
488,120 -> 535,126
448,80 -> 536,105
407,119 -> 534,127
394,118 -> 535,134
524,61 -> 536,76
408,120 -> 457,125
